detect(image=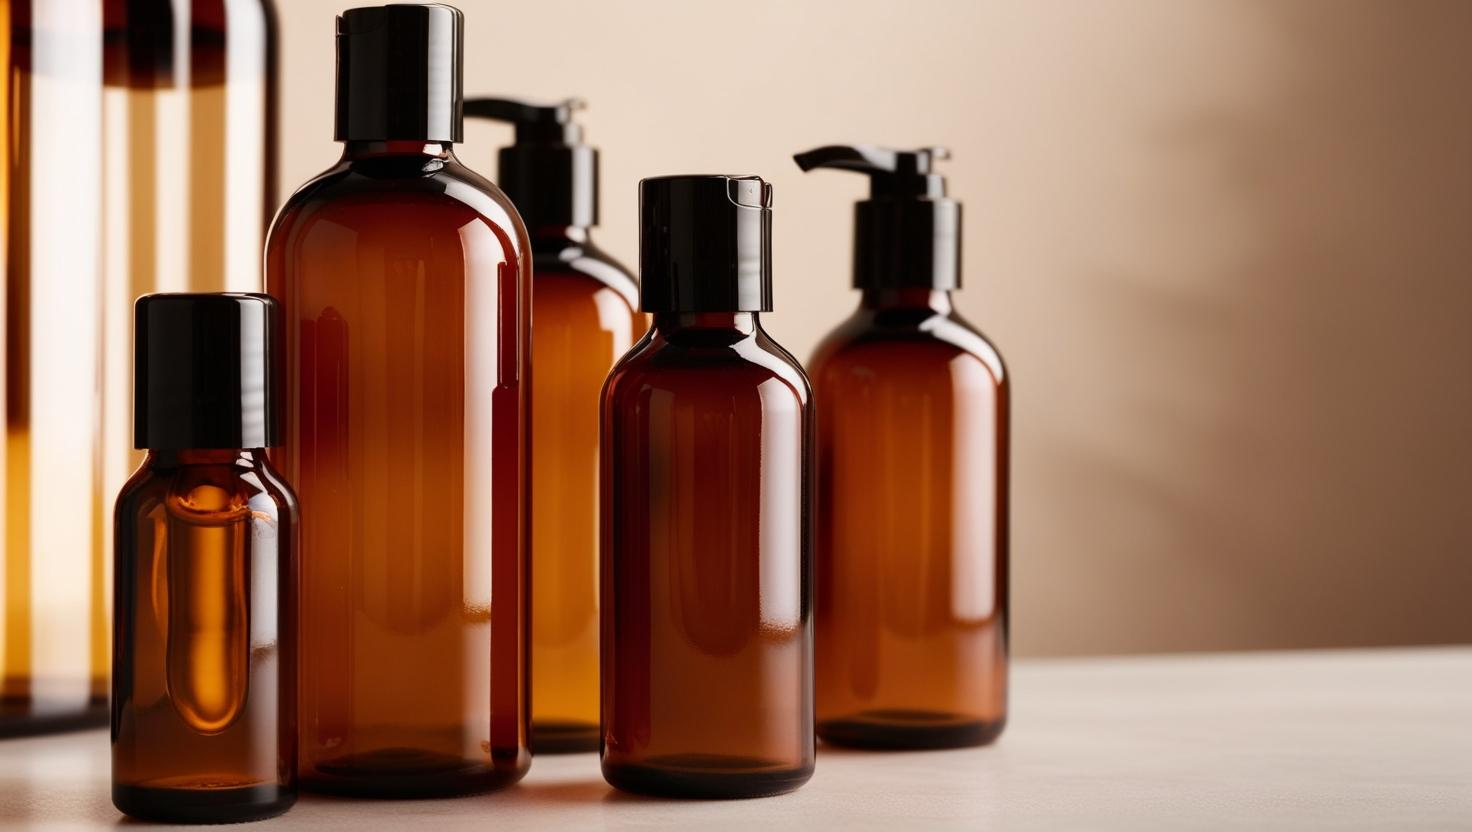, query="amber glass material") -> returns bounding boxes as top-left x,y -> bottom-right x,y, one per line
602,311 -> 814,798
112,449 -> 296,823
811,288 -> 1008,749
98,0 -> 277,700
529,228 -> 641,754
267,140 -> 530,797
1,0 -> 108,736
